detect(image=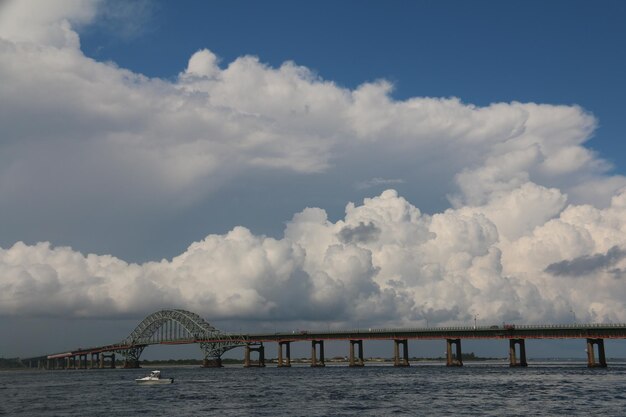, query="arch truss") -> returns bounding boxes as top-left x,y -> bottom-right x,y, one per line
117,309 -> 247,366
